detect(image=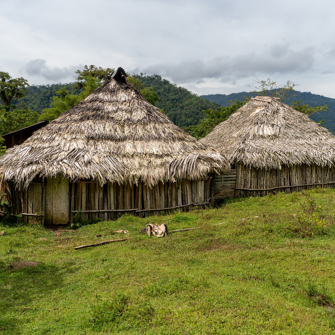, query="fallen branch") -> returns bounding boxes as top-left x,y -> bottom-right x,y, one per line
75,238 -> 132,250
